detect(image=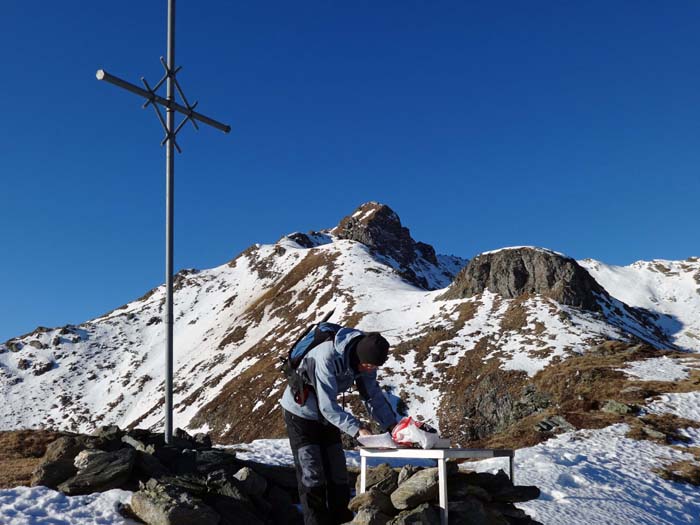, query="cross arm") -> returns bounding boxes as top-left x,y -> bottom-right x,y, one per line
96,69 -> 231,133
